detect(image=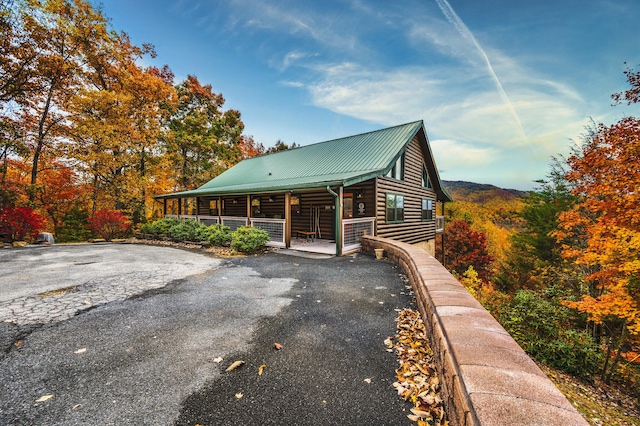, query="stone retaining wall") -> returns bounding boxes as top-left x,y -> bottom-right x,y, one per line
362,236 -> 588,426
